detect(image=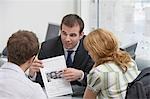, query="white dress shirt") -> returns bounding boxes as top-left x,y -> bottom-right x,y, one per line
63,41 -> 80,61
0,62 -> 47,99
63,41 -> 84,81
